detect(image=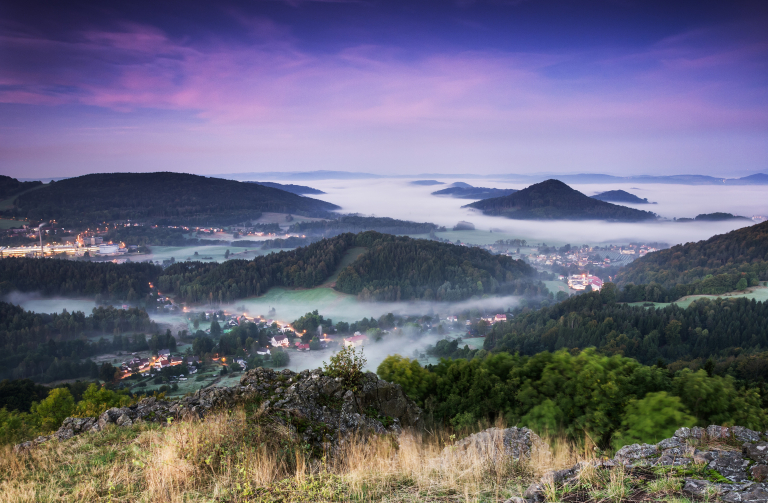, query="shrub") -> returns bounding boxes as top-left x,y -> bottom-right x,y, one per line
323,345 -> 366,390
272,350 -> 290,367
